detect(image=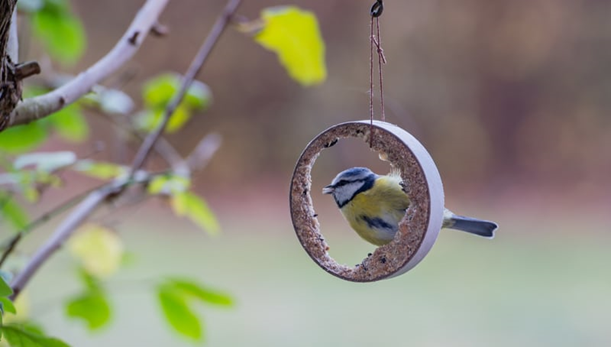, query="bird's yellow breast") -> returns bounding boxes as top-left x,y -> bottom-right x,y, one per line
340,175 -> 411,246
